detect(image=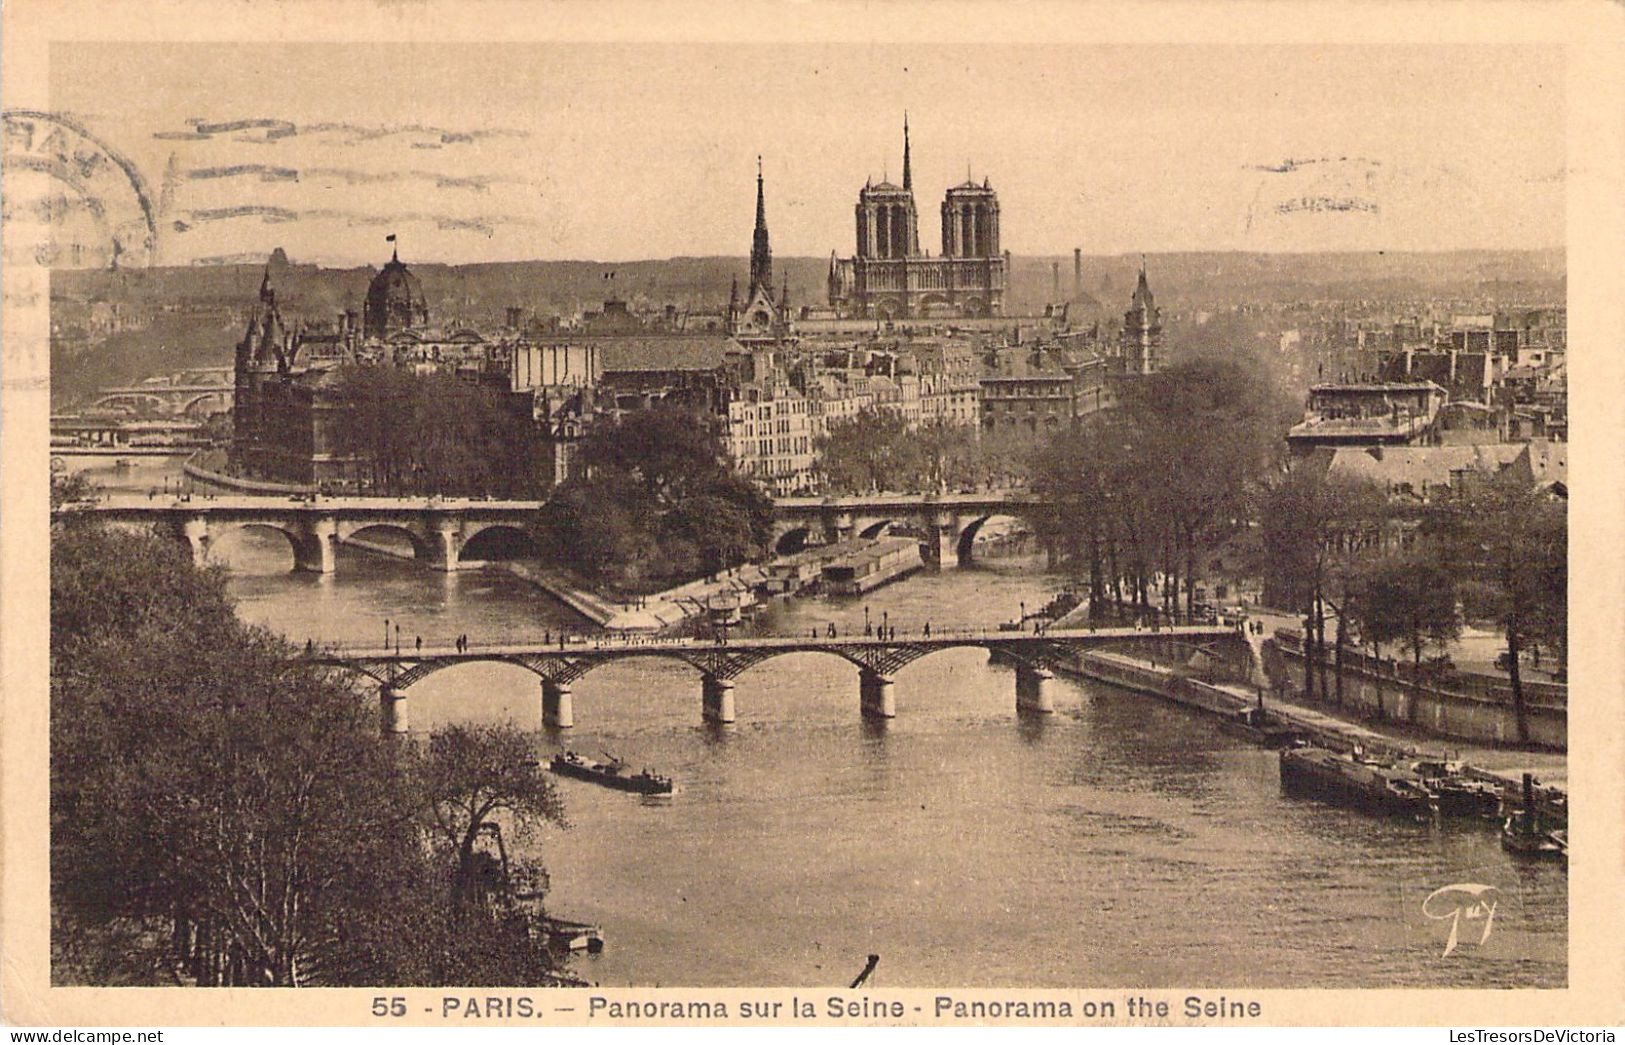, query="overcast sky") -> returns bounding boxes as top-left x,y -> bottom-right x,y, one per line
50,42 -> 1565,267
